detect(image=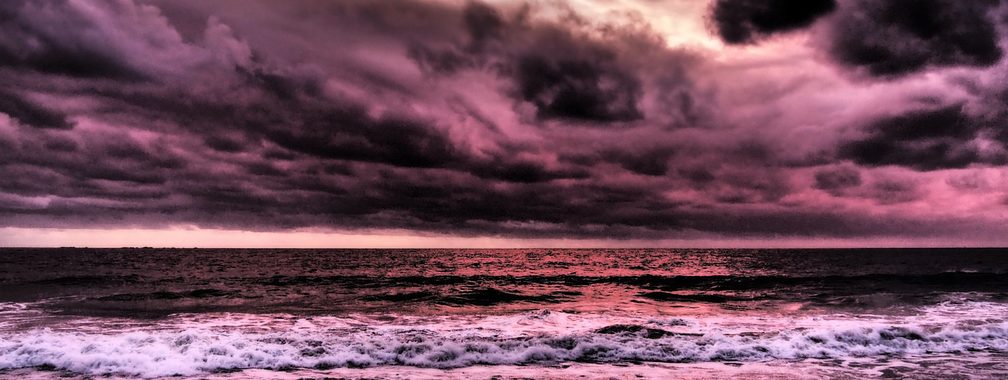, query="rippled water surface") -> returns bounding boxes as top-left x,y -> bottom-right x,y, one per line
2,248 -> 1008,378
